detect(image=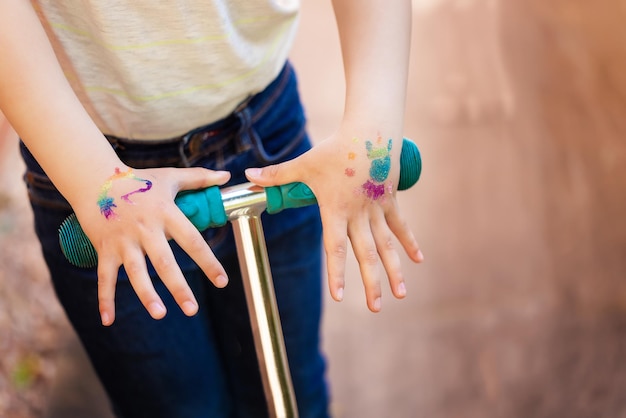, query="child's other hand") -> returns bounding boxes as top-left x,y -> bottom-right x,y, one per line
74,166 -> 231,326
245,129 -> 423,312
